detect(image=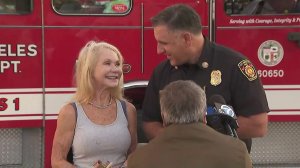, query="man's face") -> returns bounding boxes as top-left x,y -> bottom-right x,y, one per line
153,25 -> 191,66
